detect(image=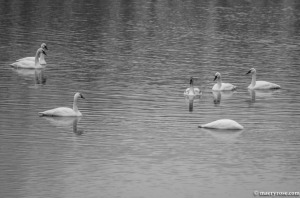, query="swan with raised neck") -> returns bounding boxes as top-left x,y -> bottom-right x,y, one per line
246,68 -> 281,90
11,48 -> 47,69
38,93 -> 85,117
212,72 -> 237,91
